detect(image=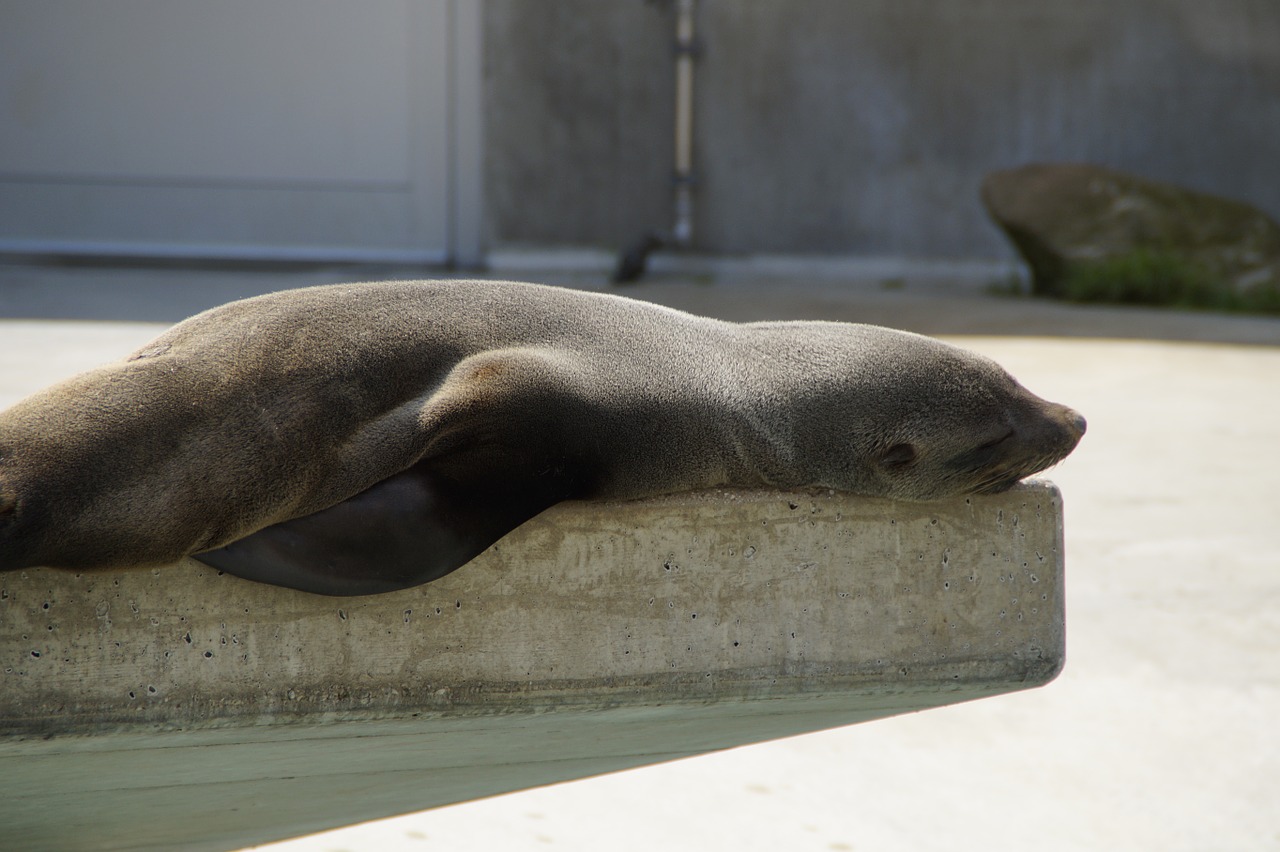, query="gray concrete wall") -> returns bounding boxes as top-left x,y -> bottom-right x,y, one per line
483,0 -> 1280,258
482,1 -> 675,250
